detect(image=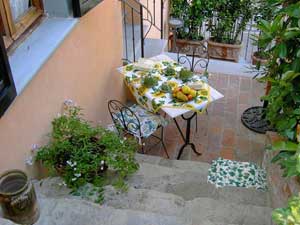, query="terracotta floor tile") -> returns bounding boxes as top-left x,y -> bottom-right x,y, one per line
222,128 -> 236,147
143,74 -> 267,165
220,147 -> 235,160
